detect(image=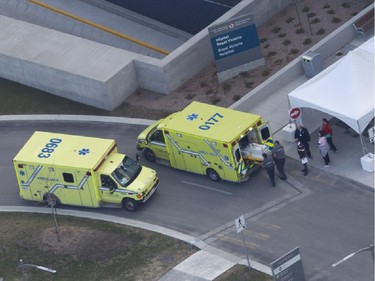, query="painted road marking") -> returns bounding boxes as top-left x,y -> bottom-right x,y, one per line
182,180 -> 232,195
